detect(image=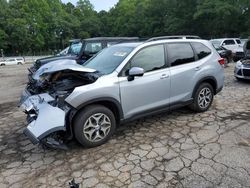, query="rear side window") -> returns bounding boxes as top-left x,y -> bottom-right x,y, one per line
167,43 -> 195,67
223,40 -> 235,45
192,42 -> 211,59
